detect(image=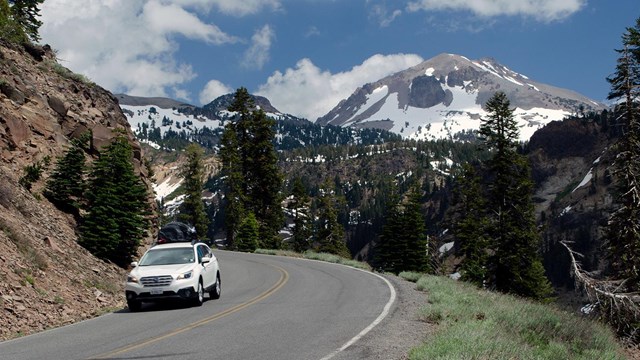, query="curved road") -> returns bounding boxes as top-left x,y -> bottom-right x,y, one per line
0,251 -> 395,360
